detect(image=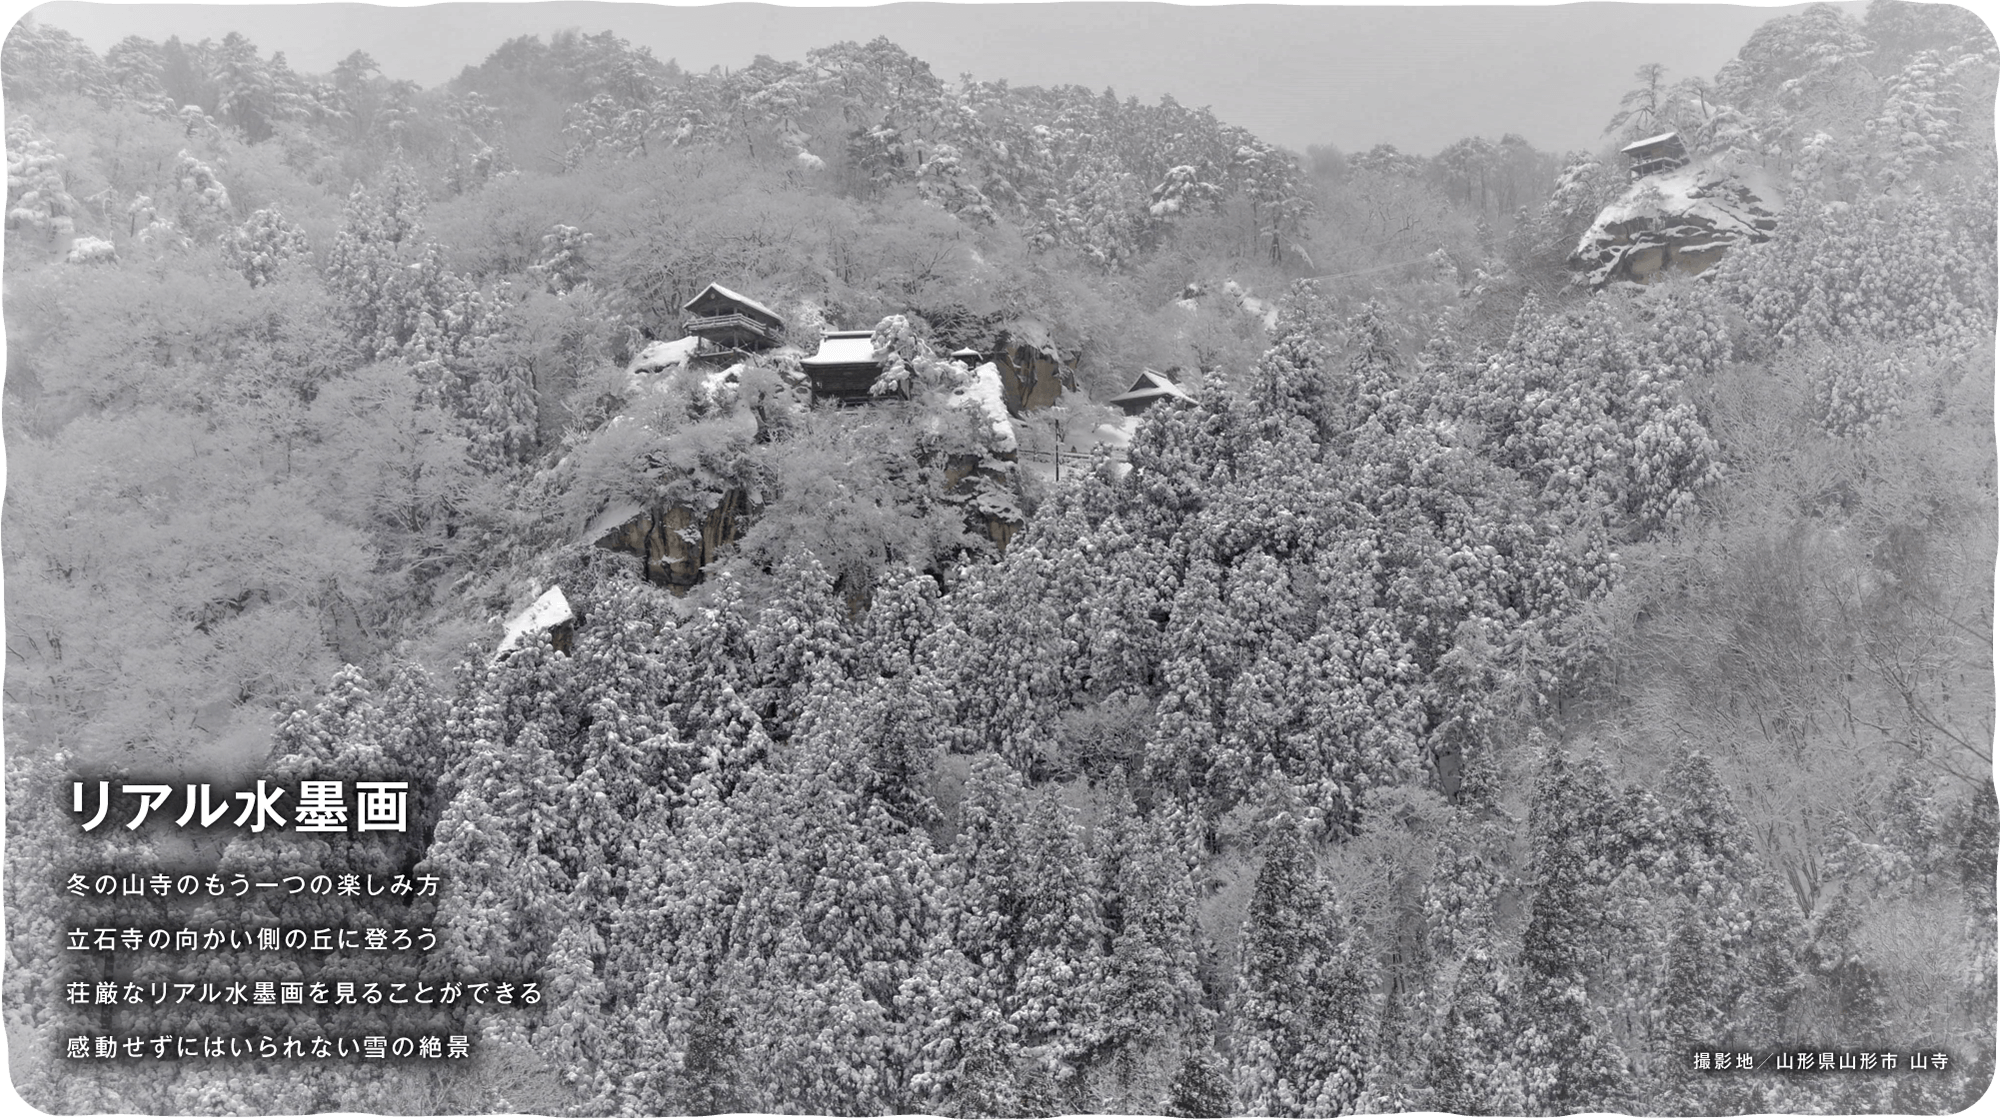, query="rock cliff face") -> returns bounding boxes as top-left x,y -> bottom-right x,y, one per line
943,452 -> 1023,553
987,337 -> 1075,414
1571,161 -> 1781,286
593,492 -> 747,593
